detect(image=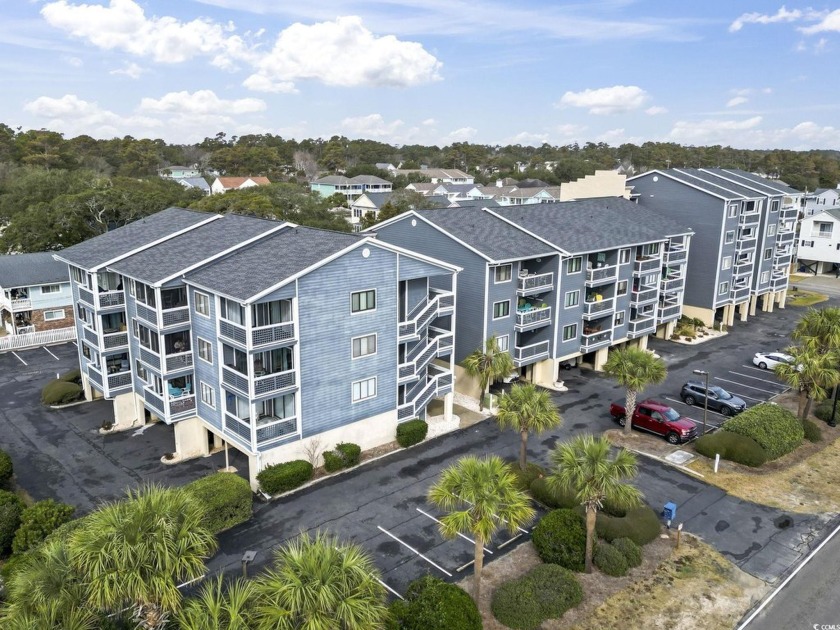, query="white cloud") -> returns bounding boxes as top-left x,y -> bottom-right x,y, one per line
63,55 -> 82,67
645,106 -> 668,115
729,6 -> 804,32
243,16 -> 441,92
110,61 -> 146,79
138,90 -> 266,115
23,93 -> 161,136
558,85 -> 649,115
441,127 -> 477,143
421,118 -> 436,126
669,116 -> 763,143
726,96 -> 748,107
800,9 -> 840,34
341,114 -> 404,139
503,131 -> 550,146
